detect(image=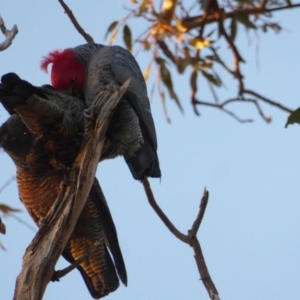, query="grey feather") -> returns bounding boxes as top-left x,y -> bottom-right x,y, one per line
73,43 -> 161,180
